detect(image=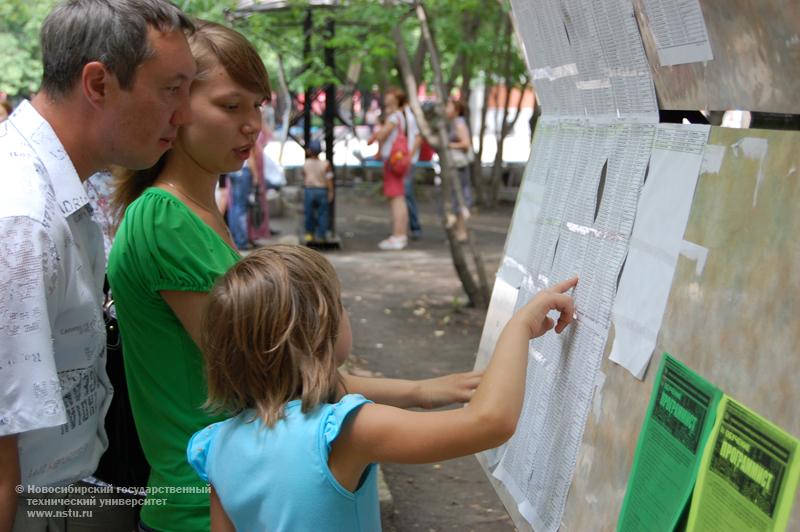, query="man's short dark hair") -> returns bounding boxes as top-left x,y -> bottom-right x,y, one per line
40,0 -> 195,97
